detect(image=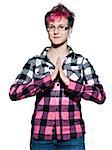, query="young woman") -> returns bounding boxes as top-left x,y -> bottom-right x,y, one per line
9,3 -> 106,150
